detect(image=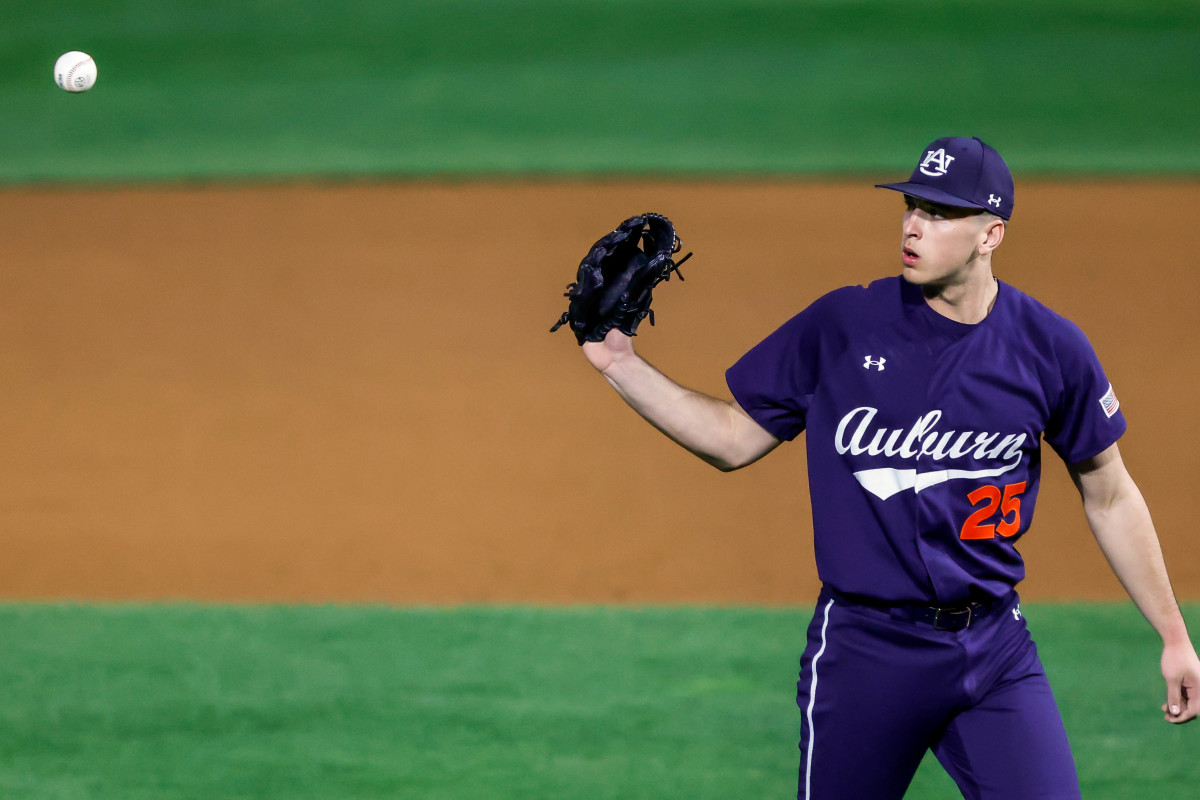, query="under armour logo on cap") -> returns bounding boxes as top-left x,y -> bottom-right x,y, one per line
875,137 -> 1015,220
919,149 -> 955,177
